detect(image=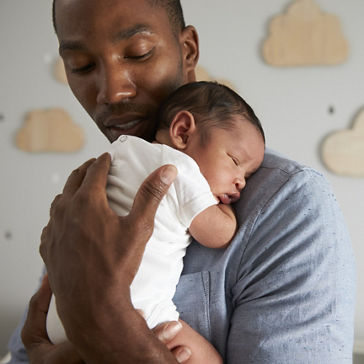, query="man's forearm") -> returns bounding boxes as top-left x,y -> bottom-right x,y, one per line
66,291 -> 178,364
